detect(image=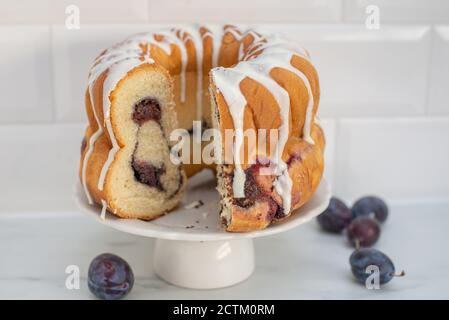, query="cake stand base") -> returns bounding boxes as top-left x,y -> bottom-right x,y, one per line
153,238 -> 255,289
